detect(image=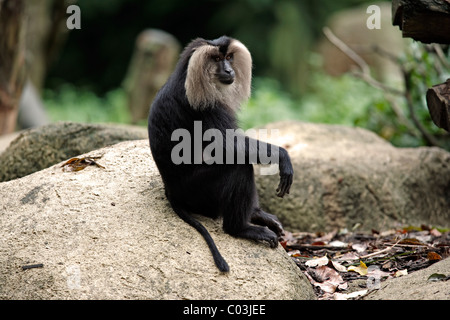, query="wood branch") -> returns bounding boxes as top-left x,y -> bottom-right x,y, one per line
0,0 -> 27,135
426,79 -> 450,131
322,27 -> 370,76
323,27 -> 444,147
392,0 -> 450,44
323,28 -> 404,96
